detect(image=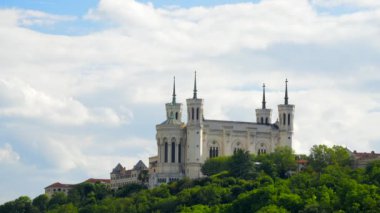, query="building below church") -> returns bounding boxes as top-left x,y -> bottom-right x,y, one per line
149,73 -> 295,187
351,150 -> 380,168
110,160 -> 148,190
